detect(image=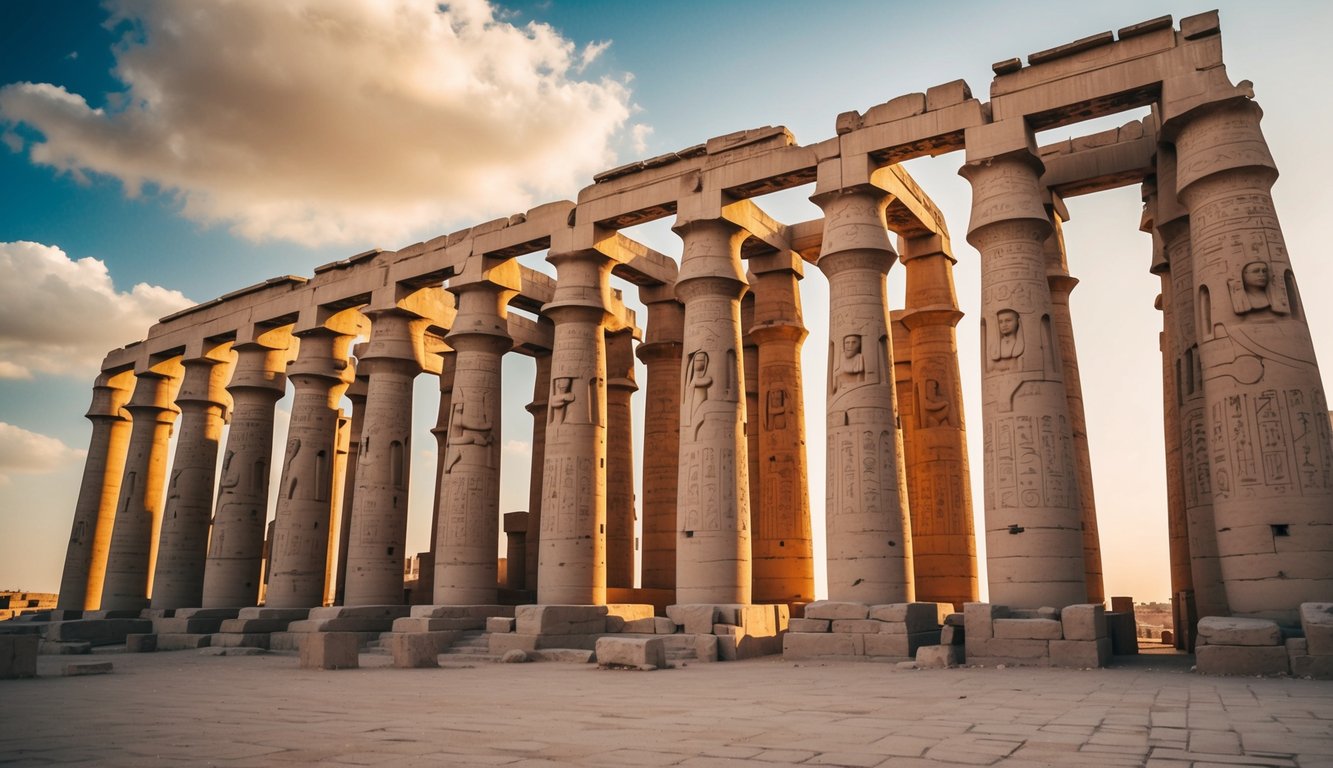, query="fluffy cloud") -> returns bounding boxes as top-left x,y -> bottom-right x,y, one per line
0,422 -> 85,485
0,0 -> 635,246
0,241 -> 192,378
